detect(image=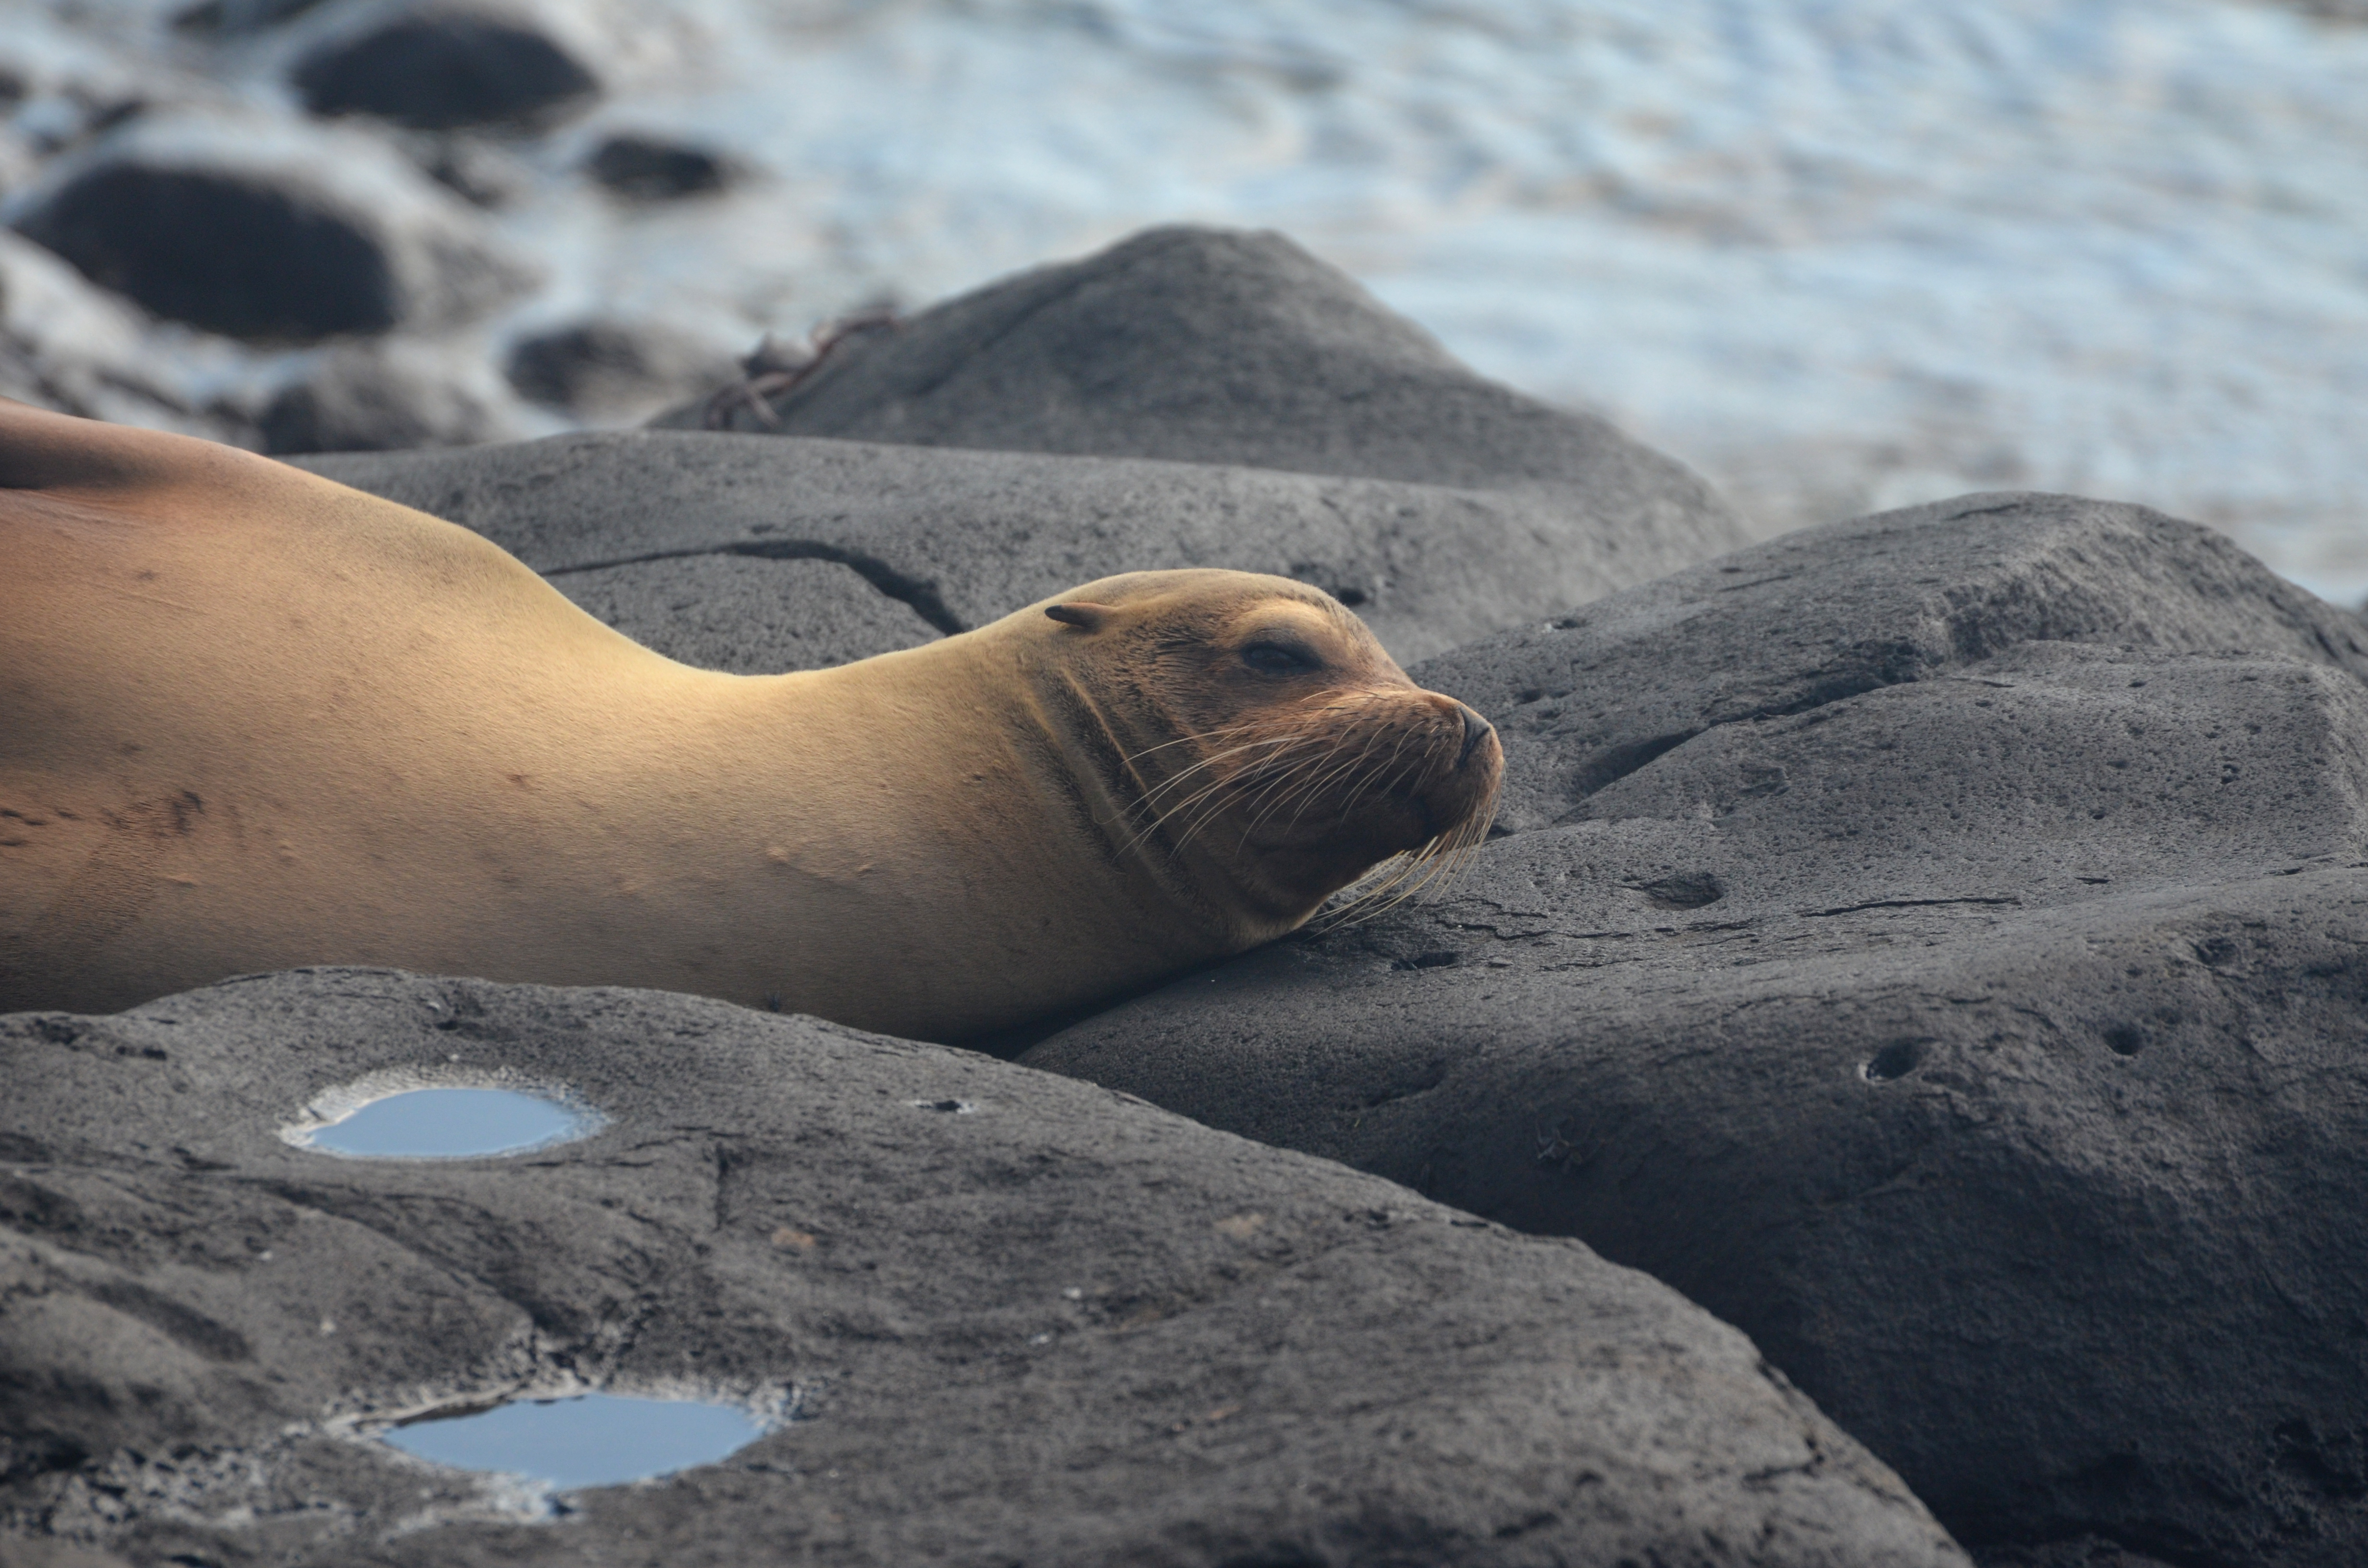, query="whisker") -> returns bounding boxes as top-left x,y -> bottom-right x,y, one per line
1118,731 -> 1333,856
1105,690 -> 1499,920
